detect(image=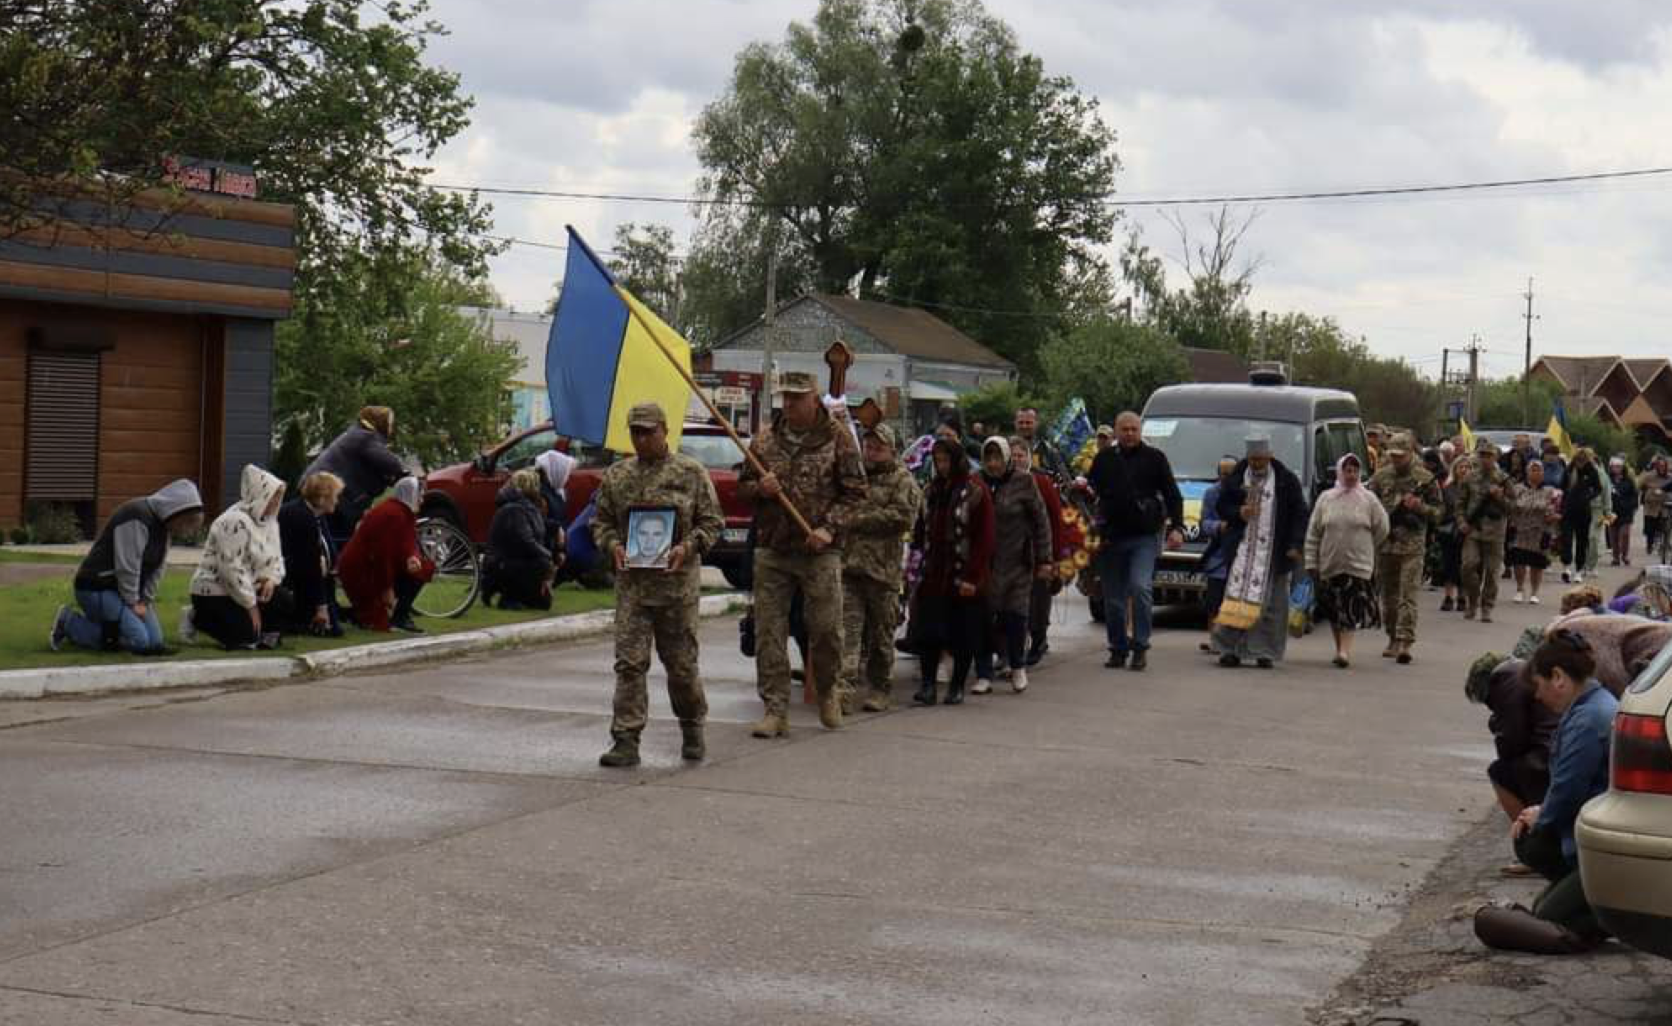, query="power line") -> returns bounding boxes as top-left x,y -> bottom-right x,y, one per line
433,165 -> 1672,209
